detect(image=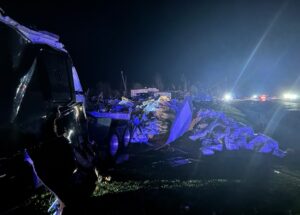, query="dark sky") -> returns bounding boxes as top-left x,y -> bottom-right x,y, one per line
1,0 -> 300,95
